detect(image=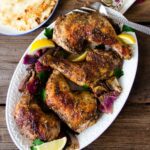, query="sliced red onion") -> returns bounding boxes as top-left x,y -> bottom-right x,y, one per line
35,61 -> 50,73
23,54 -> 38,65
26,78 -> 40,94
26,71 -> 40,94
100,91 -> 119,113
